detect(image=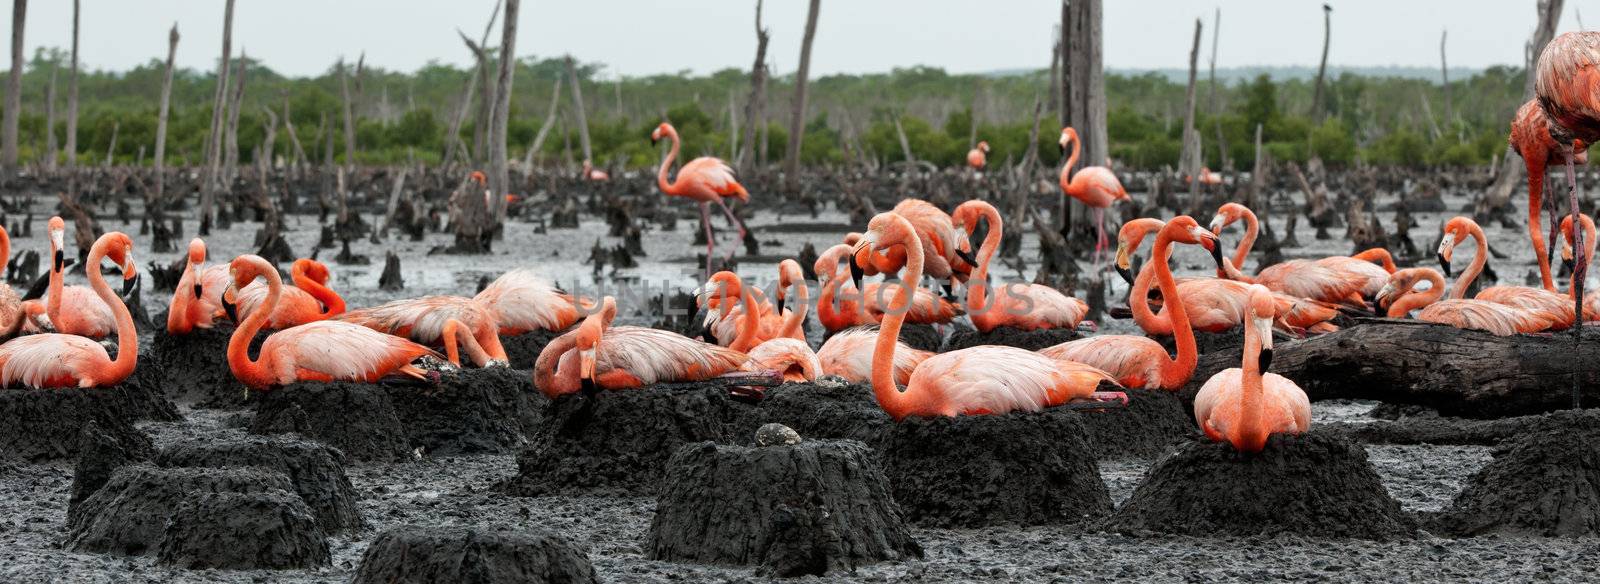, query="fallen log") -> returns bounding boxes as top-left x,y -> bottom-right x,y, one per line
1182,318 -> 1600,419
